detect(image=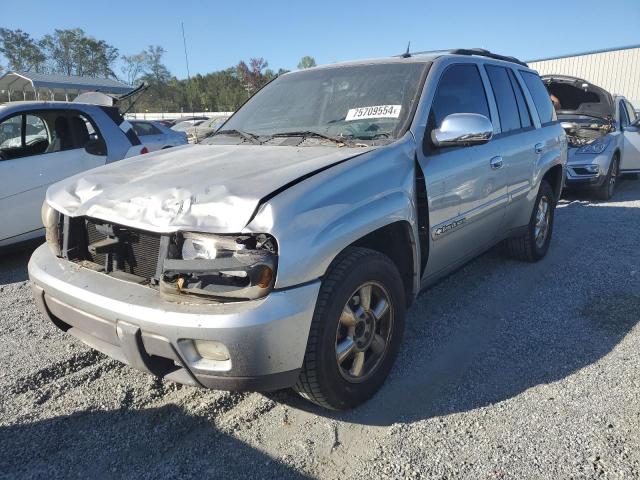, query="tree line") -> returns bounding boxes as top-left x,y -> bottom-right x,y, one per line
0,28 -> 317,112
